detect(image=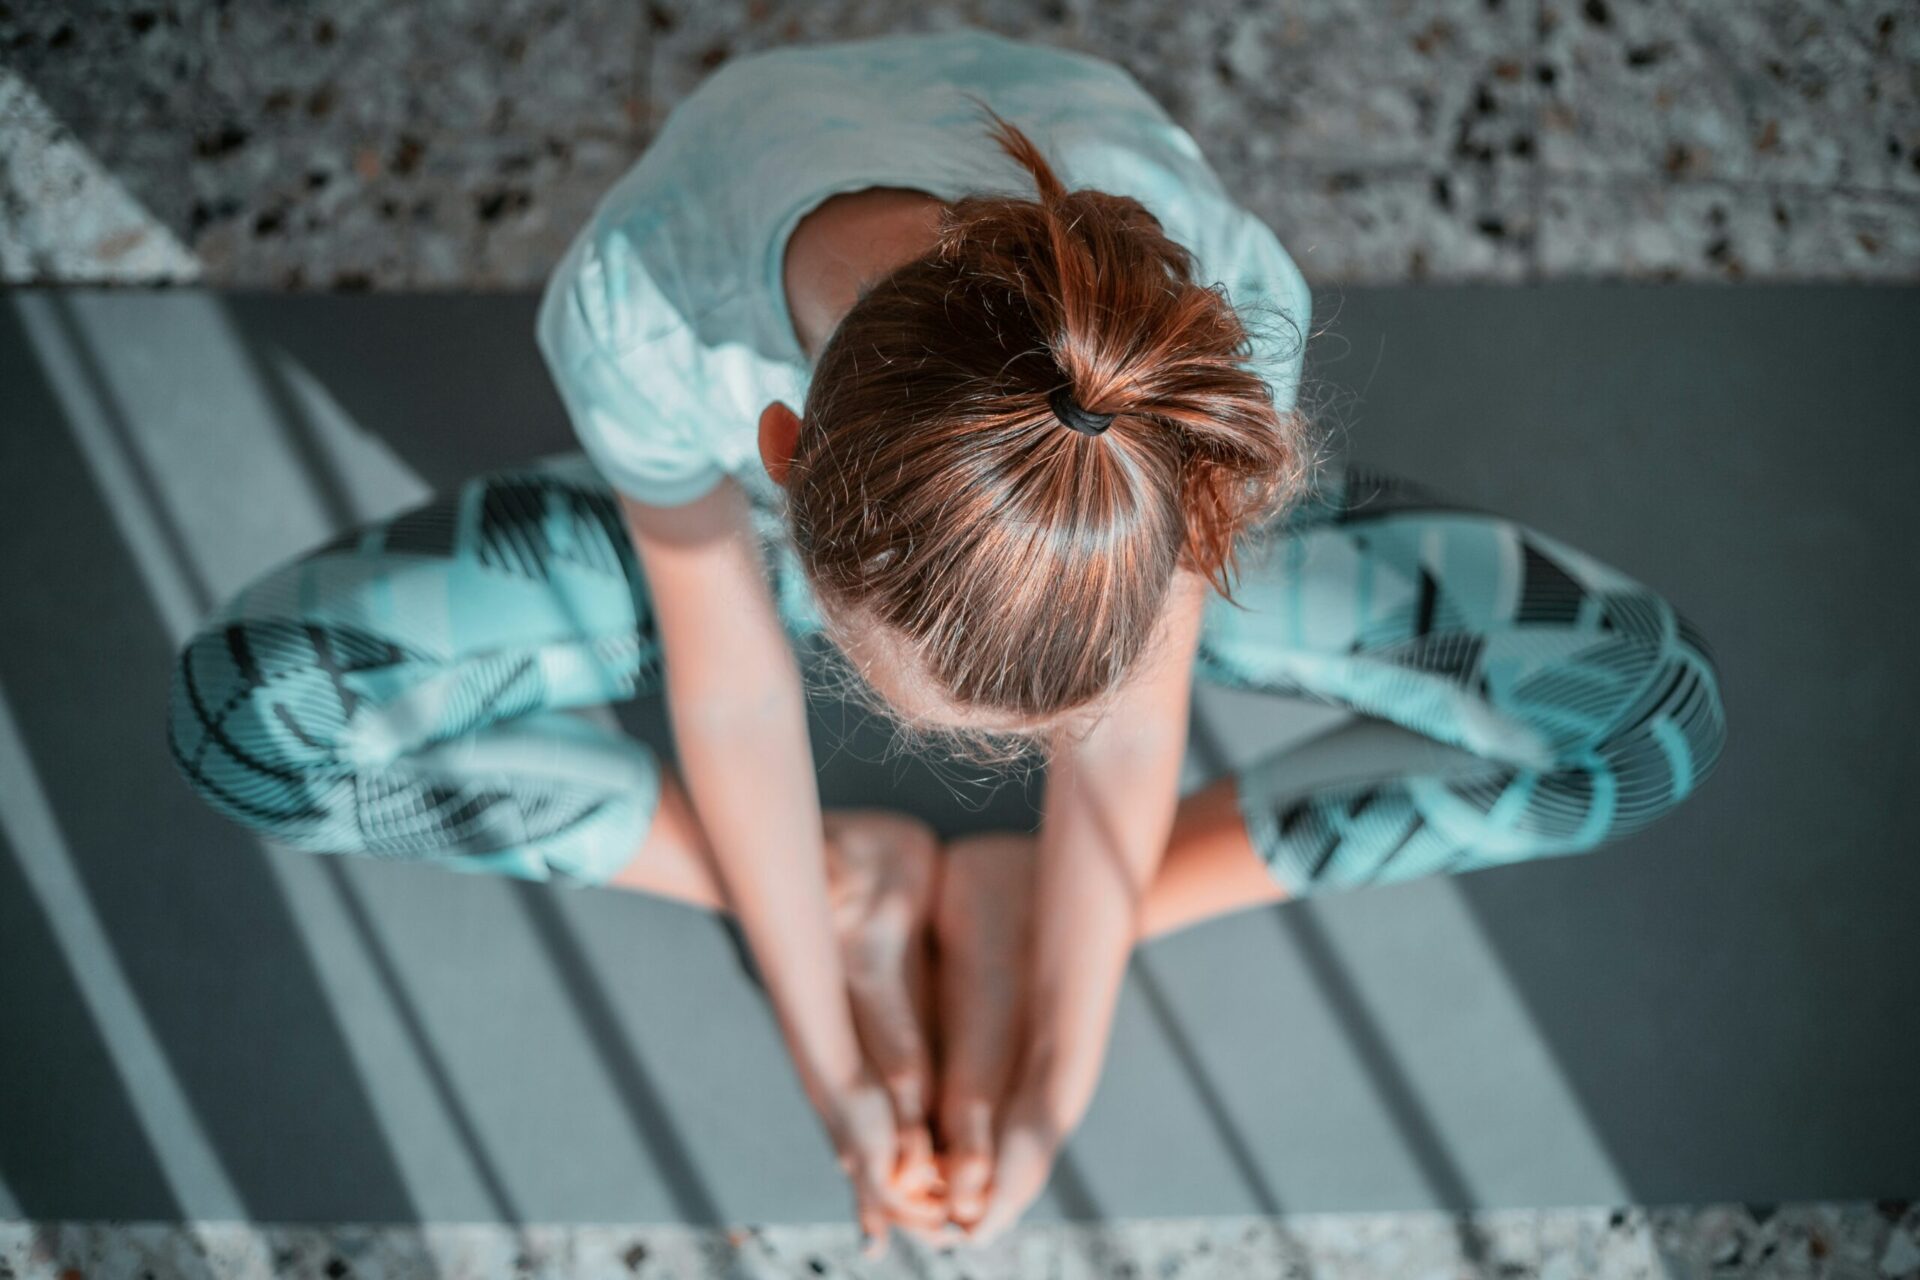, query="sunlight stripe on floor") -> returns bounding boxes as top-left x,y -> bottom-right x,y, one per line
0,684 -> 244,1220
